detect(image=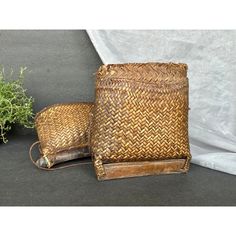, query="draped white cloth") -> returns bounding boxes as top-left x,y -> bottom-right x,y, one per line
87,30 -> 236,175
